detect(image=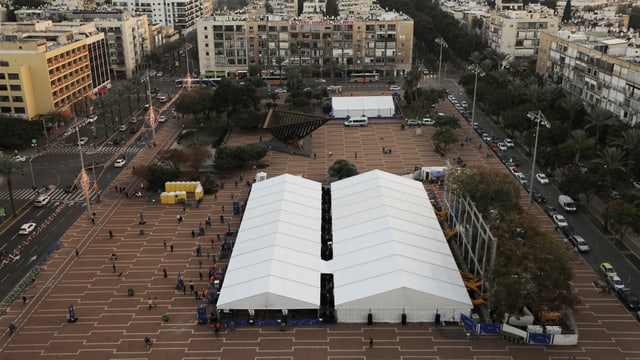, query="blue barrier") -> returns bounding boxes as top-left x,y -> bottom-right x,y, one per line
479,323 -> 501,335
528,332 -> 552,345
460,314 -> 478,333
